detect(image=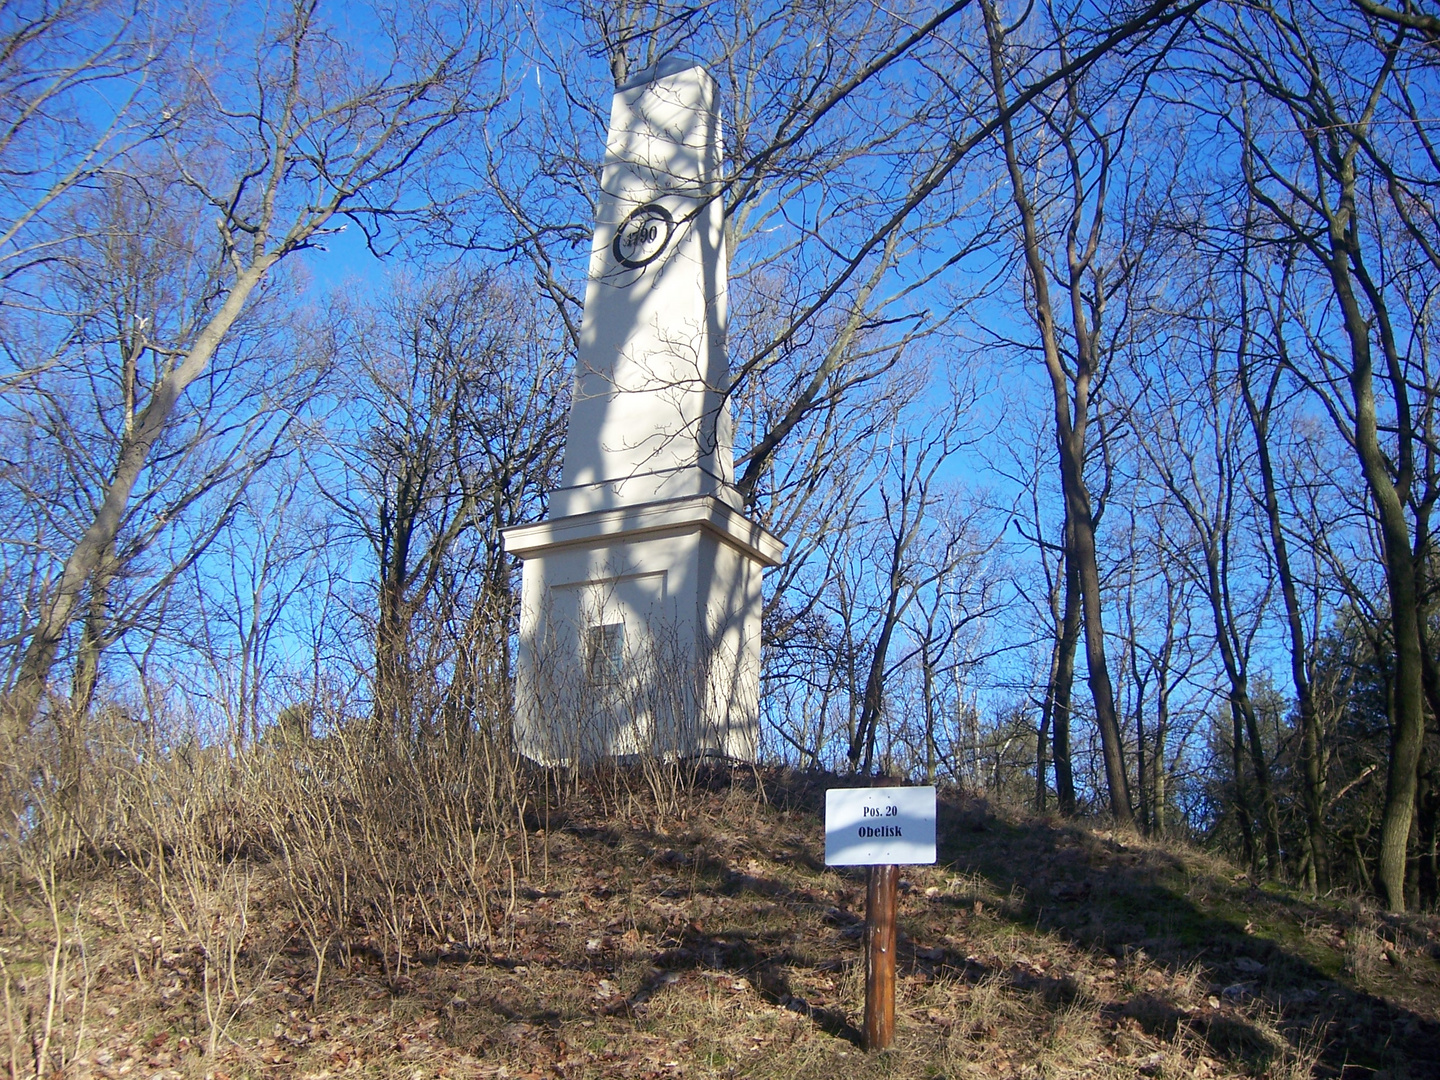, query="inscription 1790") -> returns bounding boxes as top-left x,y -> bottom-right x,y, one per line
612,202 -> 675,269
